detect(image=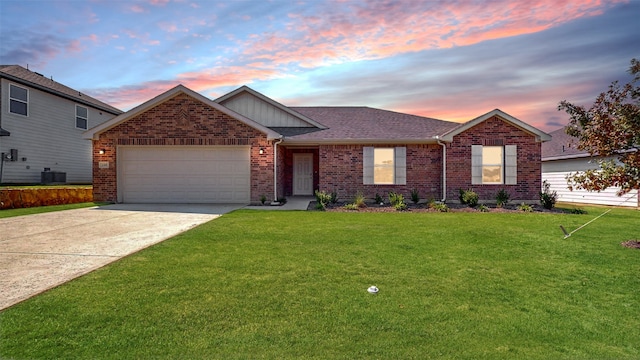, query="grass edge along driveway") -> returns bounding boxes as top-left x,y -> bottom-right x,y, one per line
1,208 -> 639,359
